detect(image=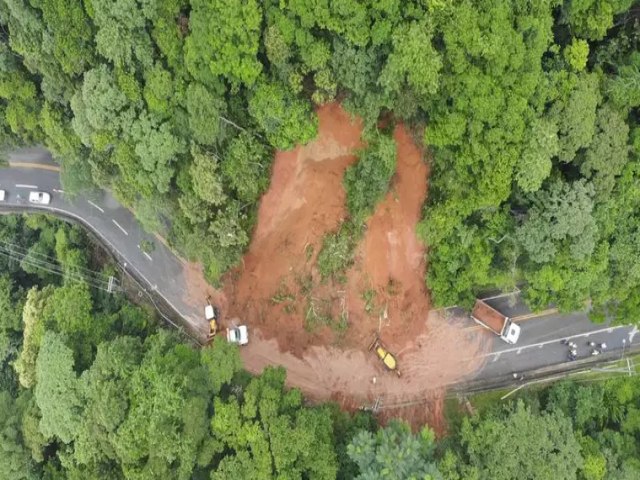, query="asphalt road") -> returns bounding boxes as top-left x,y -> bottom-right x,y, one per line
2,149 -> 636,387
453,293 -> 638,382
1,149 -> 208,340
